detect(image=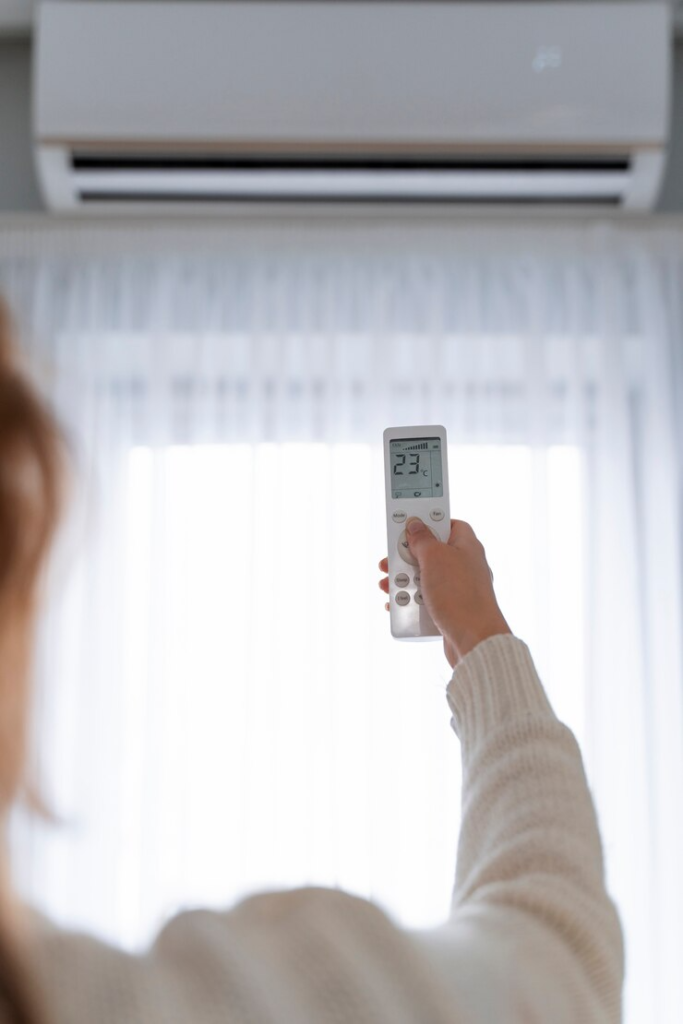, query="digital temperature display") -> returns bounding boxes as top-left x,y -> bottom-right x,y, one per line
390,437 -> 444,499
